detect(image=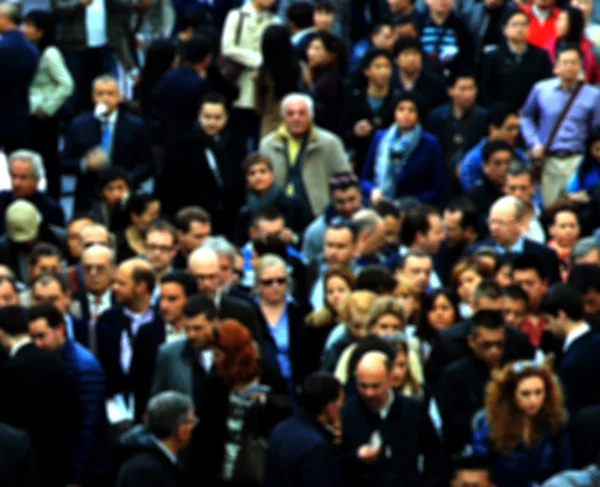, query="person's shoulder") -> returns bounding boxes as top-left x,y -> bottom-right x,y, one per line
438,320 -> 470,340
0,421 -> 29,444
427,103 -> 451,119
314,127 -> 343,146
119,108 -> 144,126
158,336 -> 187,356
71,112 -> 95,127
70,340 -> 103,371
420,130 -> 440,146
